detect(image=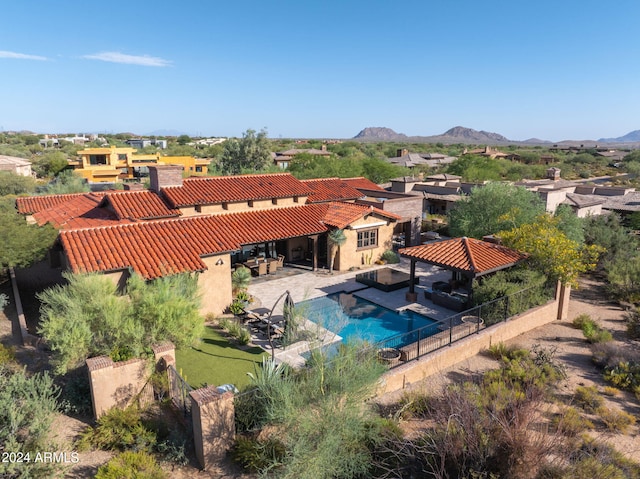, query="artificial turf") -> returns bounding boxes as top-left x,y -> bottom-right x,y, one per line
175,325 -> 267,390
